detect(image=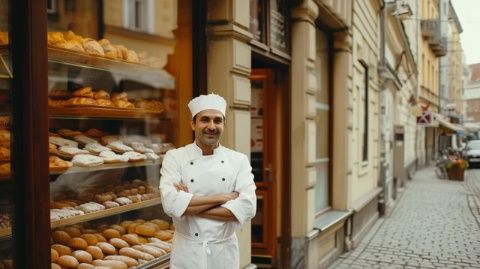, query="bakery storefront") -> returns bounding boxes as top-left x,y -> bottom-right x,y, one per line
0,0 -> 199,268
